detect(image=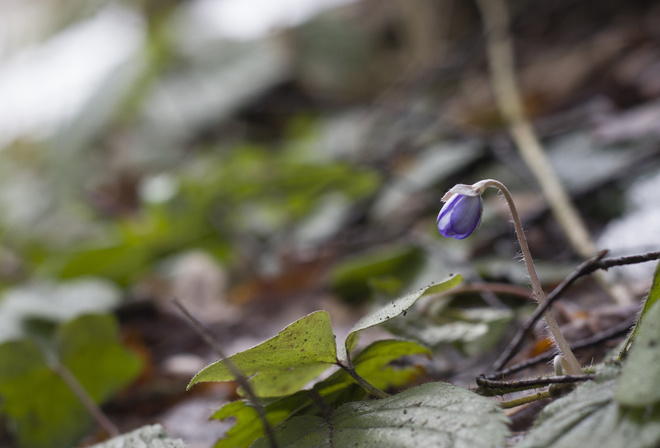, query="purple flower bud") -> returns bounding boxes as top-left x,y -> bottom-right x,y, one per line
436,193 -> 483,239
